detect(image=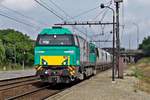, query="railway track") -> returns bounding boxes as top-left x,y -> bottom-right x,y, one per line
0,75 -> 72,100
6,85 -> 61,100
0,64 -> 112,100
0,75 -> 38,87
0,75 -> 41,100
